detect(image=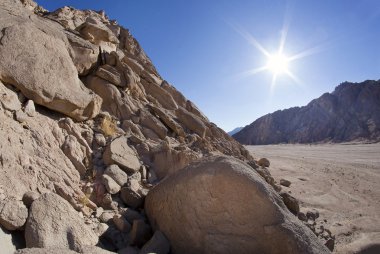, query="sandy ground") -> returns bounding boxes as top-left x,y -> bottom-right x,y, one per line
246,143 -> 380,254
